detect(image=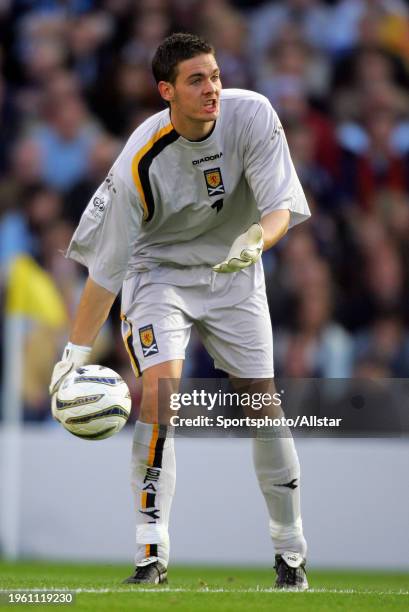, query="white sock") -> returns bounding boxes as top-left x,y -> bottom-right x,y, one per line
131,420 -> 176,567
252,428 -> 307,557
